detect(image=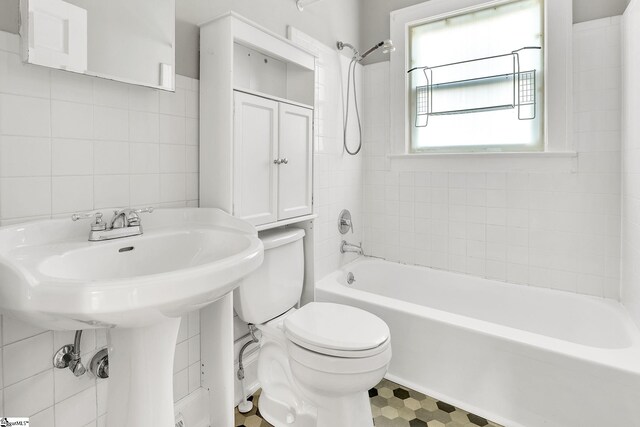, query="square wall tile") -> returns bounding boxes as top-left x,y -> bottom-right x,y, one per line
159,88 -> 186,116
129,111 -> 160,143
51,70 -> 93,103
93,79 -> 129,109
0,51 -> 50,99
188,362 -> 200,394
54,386 -> 97,427
129,86 -> 159,113
0,94 -> 51,137
130,174 -> 160,206
29,407 -> 55,427
2,316 -> 46,346
160,174 -> 186,203
160,115 -> 186,145
130,143 -> 160,174
0,177 -> 51,219
94,140 -> 130,175
94,175 -> 130,209
173,369 -> 189,402
52,176 -> 93,214
51,100 -> 92,139
3,370 -> 54,416
52,138 -> 94,176
94,106 -> 129,141
160,144 -> 186,173
2,332 -> 52,387
53,362 -> 96,403
174,341 -> 189,373
0,136 -> 51,177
